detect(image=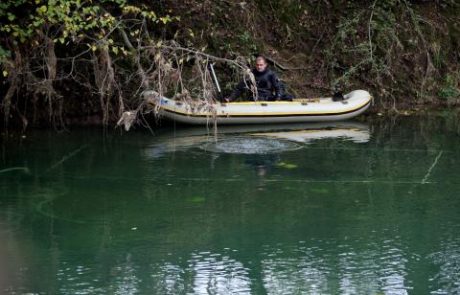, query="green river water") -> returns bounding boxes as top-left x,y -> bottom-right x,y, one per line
1,116 -> 460,294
